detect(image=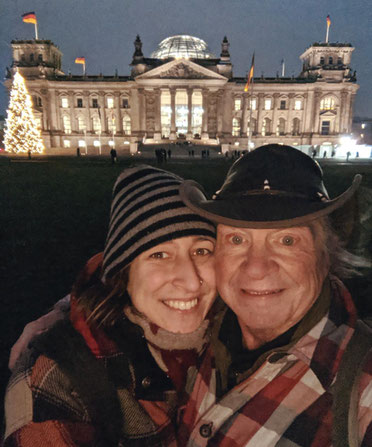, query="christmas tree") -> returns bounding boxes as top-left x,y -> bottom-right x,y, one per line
4,71 -> 45,154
